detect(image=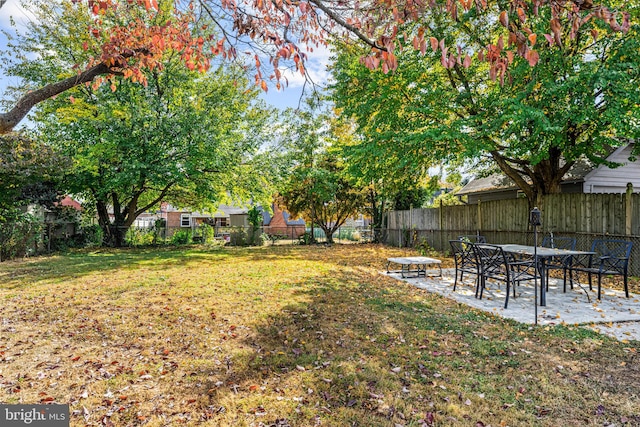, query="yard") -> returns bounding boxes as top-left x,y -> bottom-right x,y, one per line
0,244 -> 639,426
